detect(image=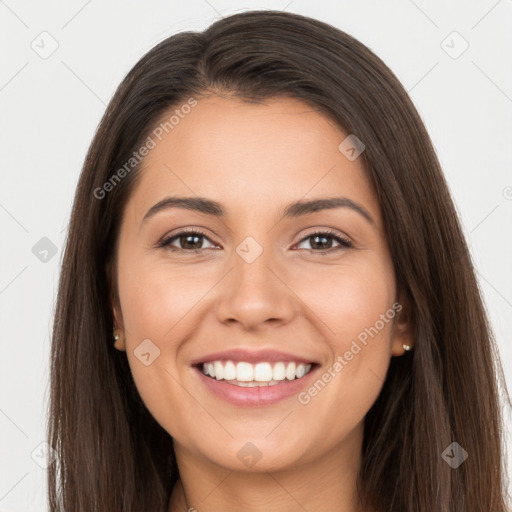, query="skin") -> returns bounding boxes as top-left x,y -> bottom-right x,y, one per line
111,94 -> 413,512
